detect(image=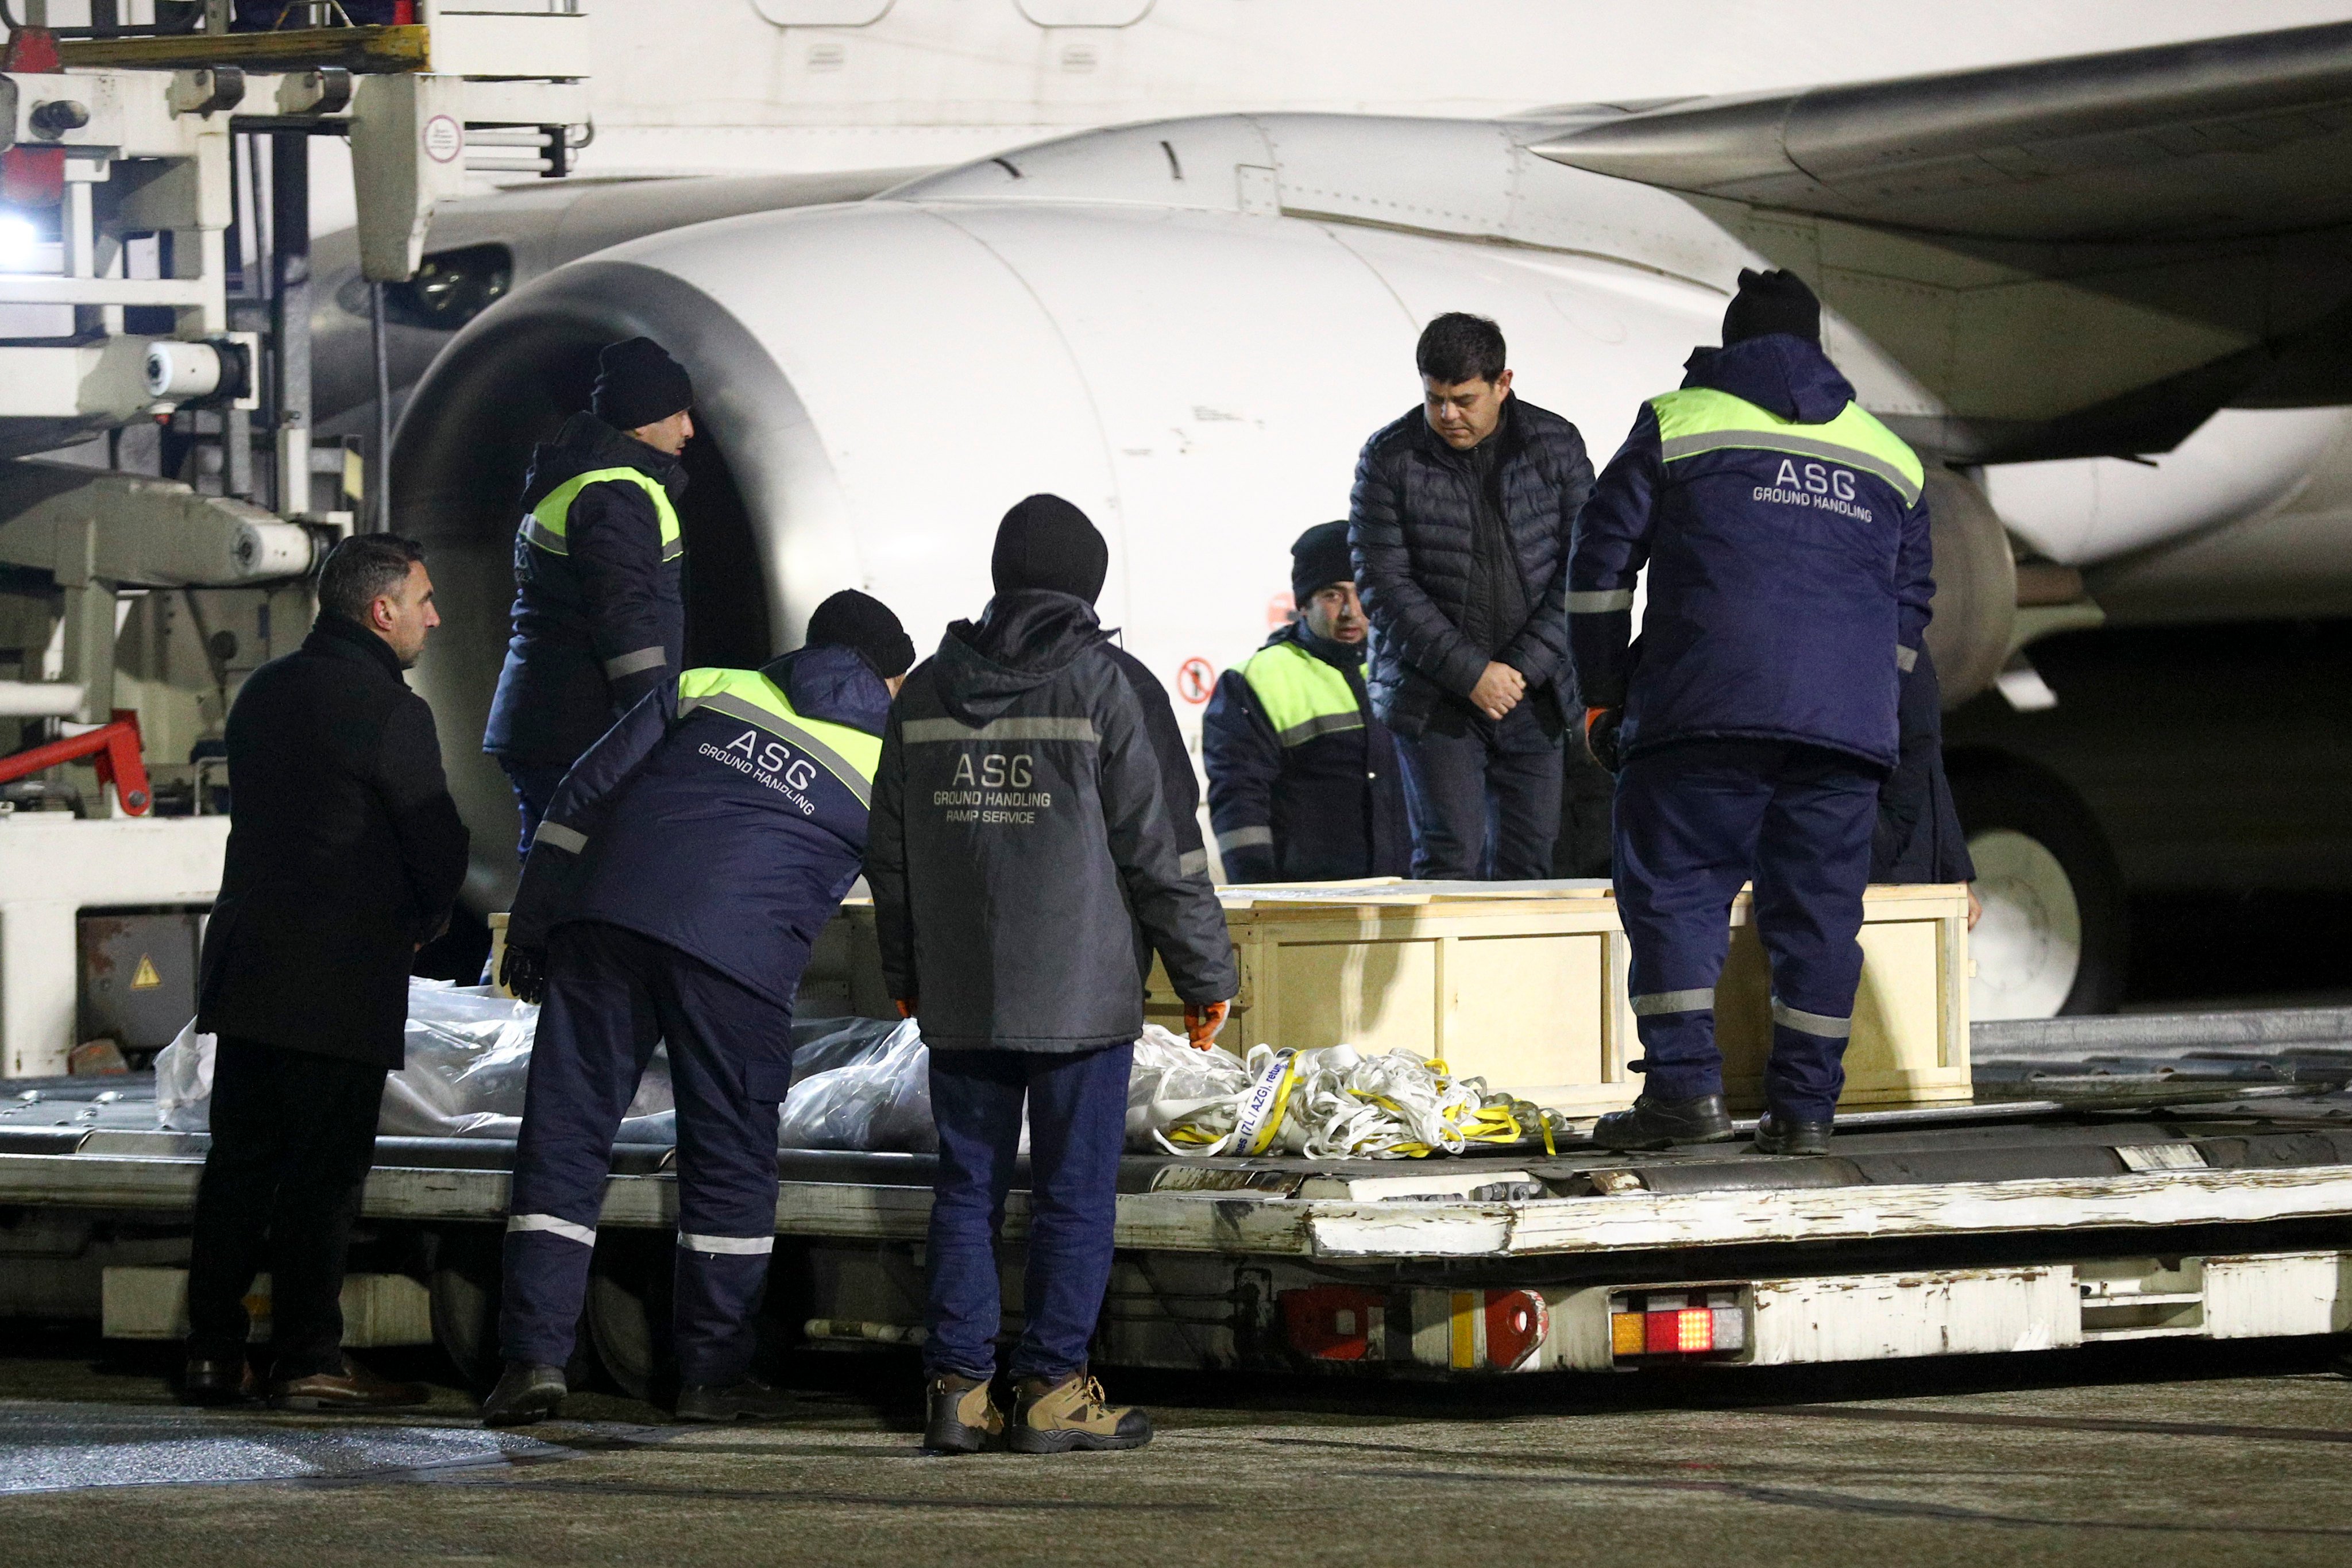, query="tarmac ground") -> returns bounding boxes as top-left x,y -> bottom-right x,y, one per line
0,1327 -> 2347,1567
